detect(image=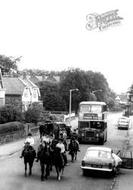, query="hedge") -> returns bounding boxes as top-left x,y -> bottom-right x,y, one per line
0,121 -> 25,135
